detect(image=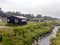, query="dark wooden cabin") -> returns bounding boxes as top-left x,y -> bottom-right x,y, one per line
7,15 -> 28,25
